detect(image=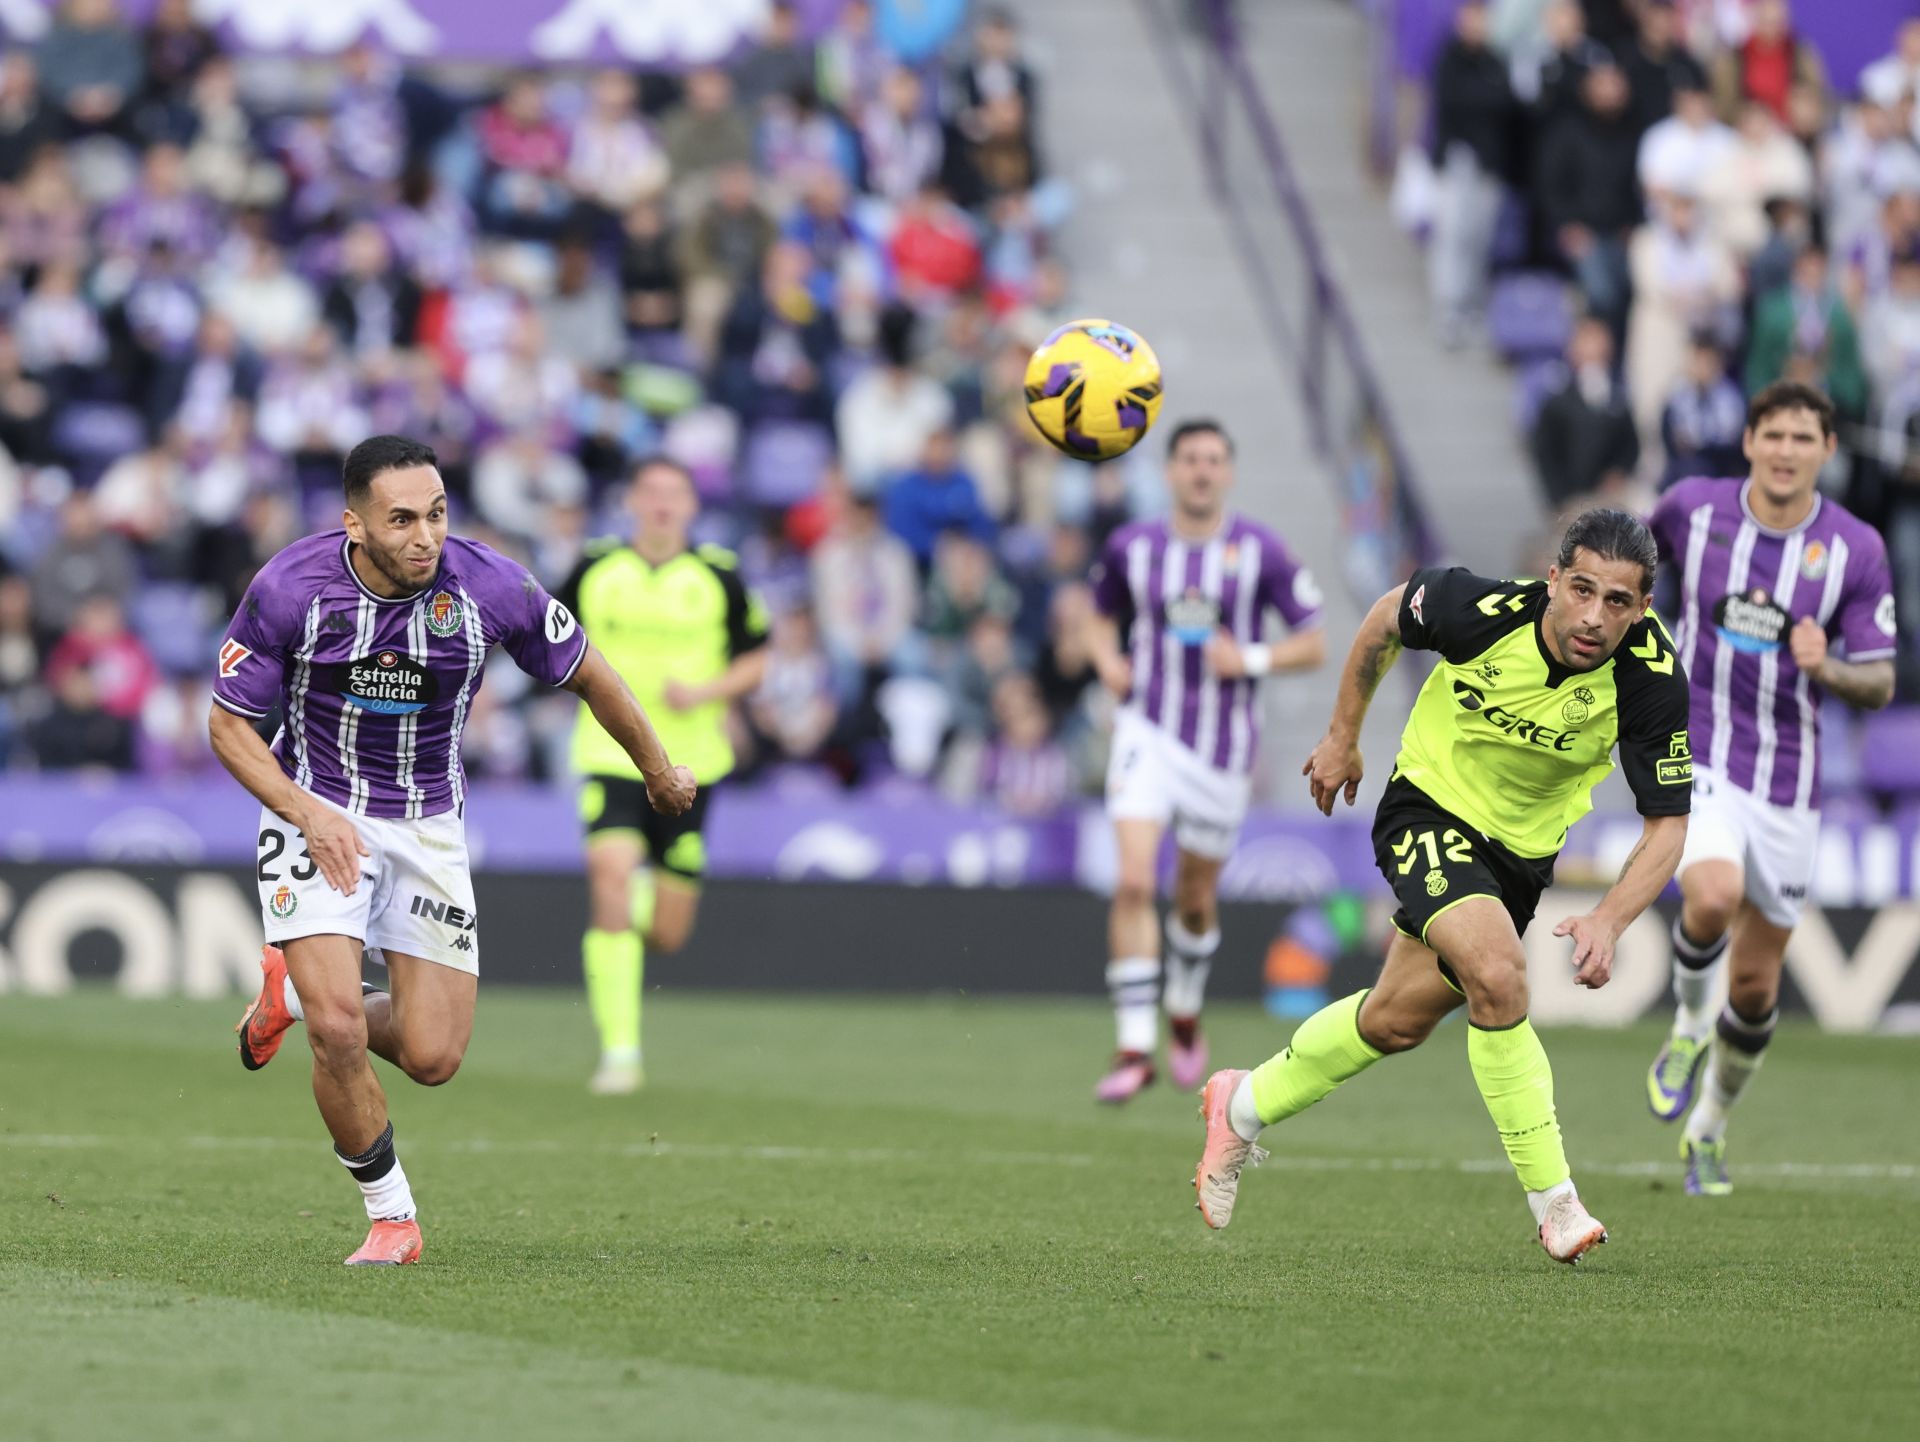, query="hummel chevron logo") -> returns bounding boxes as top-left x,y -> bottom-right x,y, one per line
1475,593 -> 1531,616
1629,634 -> 1674,674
